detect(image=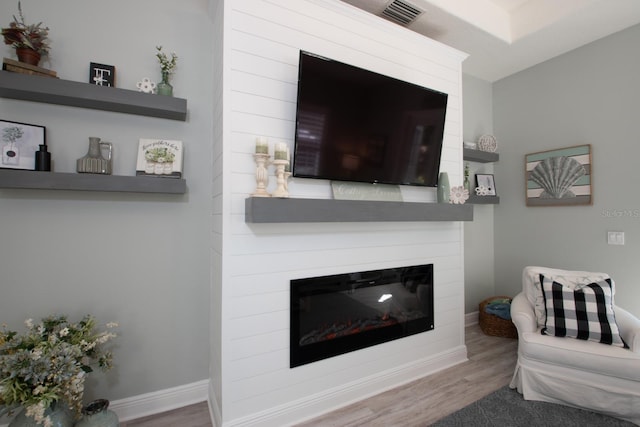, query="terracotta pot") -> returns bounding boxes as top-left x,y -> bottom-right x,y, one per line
16,48 -> 41,66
